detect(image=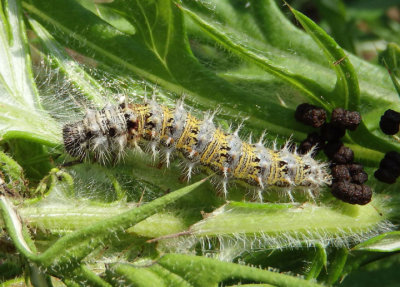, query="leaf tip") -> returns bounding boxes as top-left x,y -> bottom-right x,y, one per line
173,1 -> 182,9
282,0 -> 293,12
